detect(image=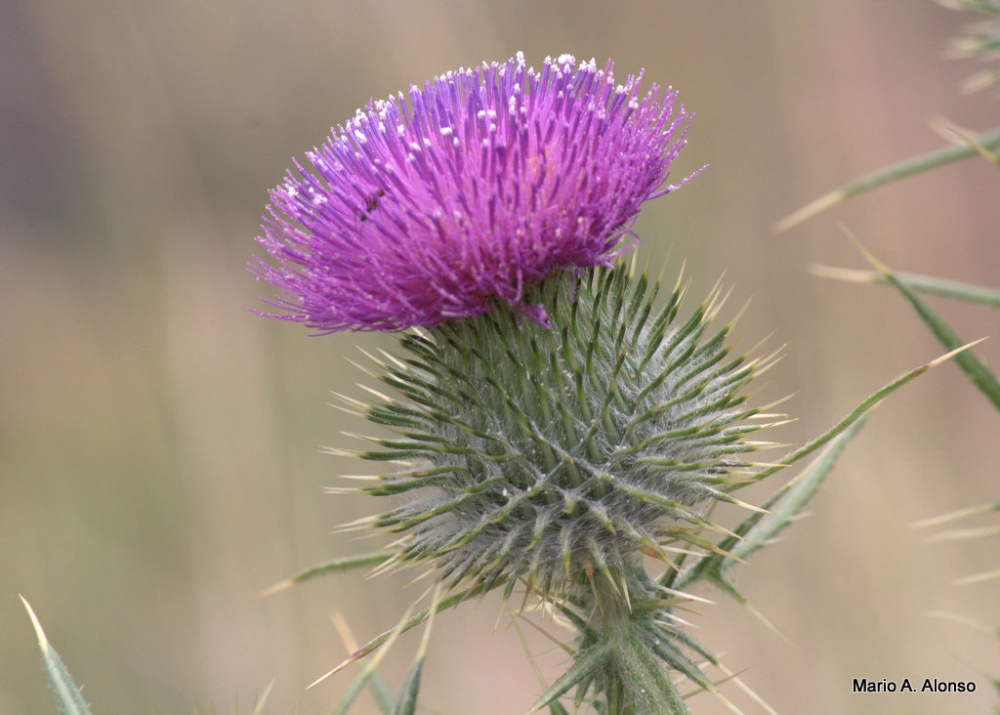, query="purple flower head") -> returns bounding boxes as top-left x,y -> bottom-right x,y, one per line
250,52 -> 701,333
